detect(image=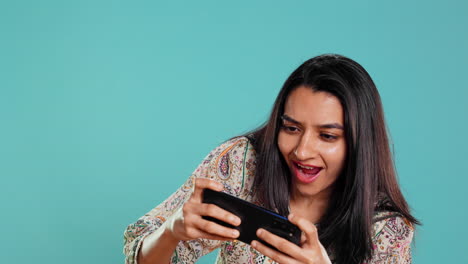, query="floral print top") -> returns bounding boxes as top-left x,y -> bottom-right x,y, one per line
123,137 -> 414,264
